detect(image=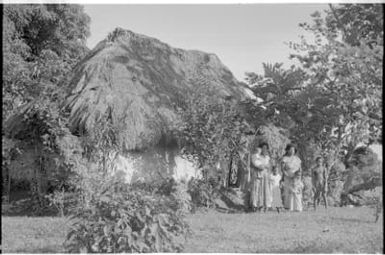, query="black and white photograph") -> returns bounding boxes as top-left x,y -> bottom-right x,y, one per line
2,0 -> 383,253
